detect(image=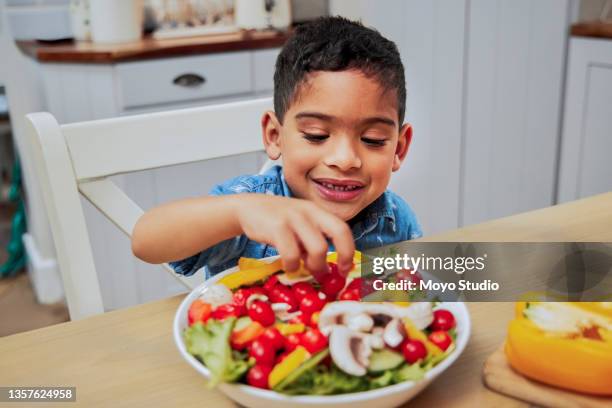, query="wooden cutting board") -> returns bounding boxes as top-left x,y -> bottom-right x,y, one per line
483,345 -> 612,408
